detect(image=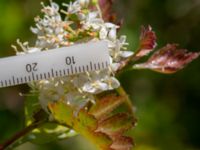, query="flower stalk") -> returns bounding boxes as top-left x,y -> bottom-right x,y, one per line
0,110 -> 47,150
1,0 -> 198,149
